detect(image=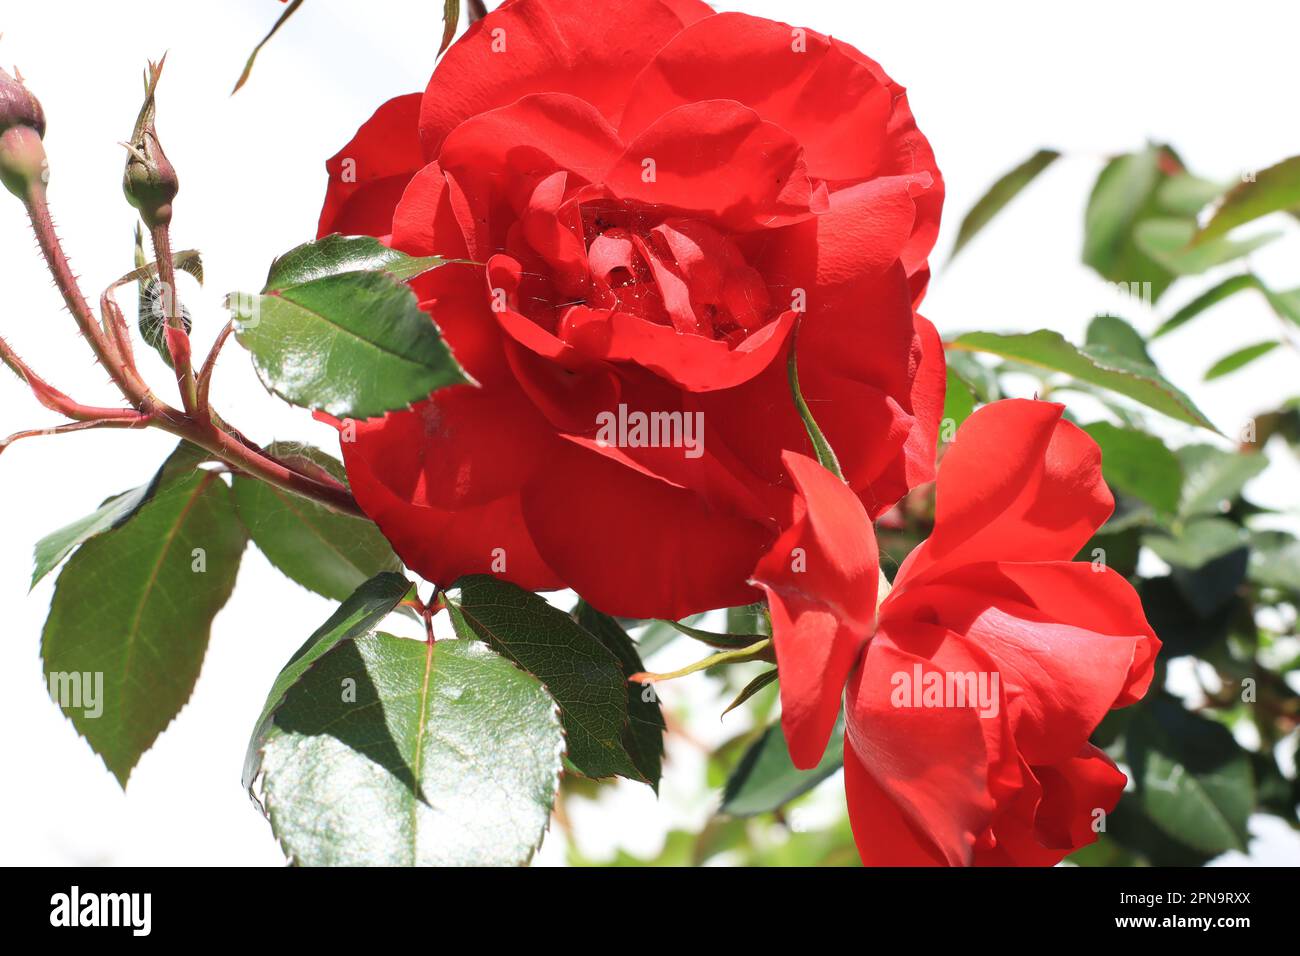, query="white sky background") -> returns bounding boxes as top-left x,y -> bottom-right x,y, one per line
0,0 -> 1297,865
